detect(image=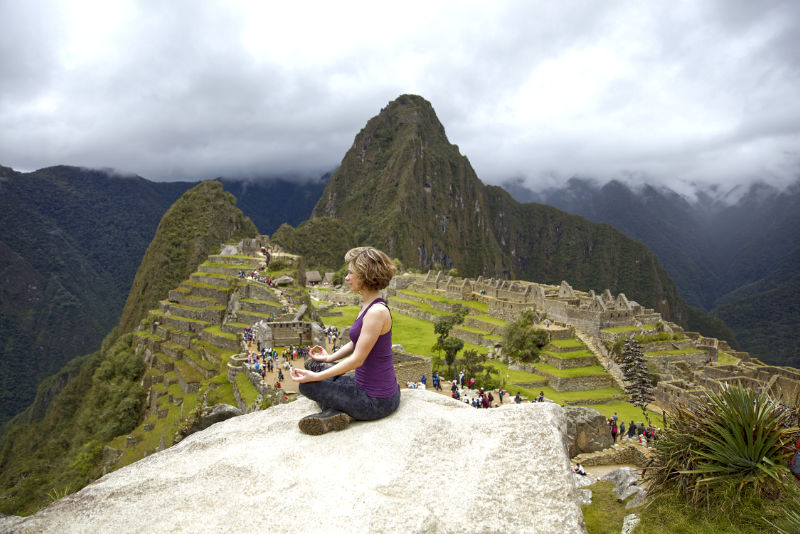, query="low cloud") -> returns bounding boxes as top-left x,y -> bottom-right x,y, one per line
1,0 -> 798,194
